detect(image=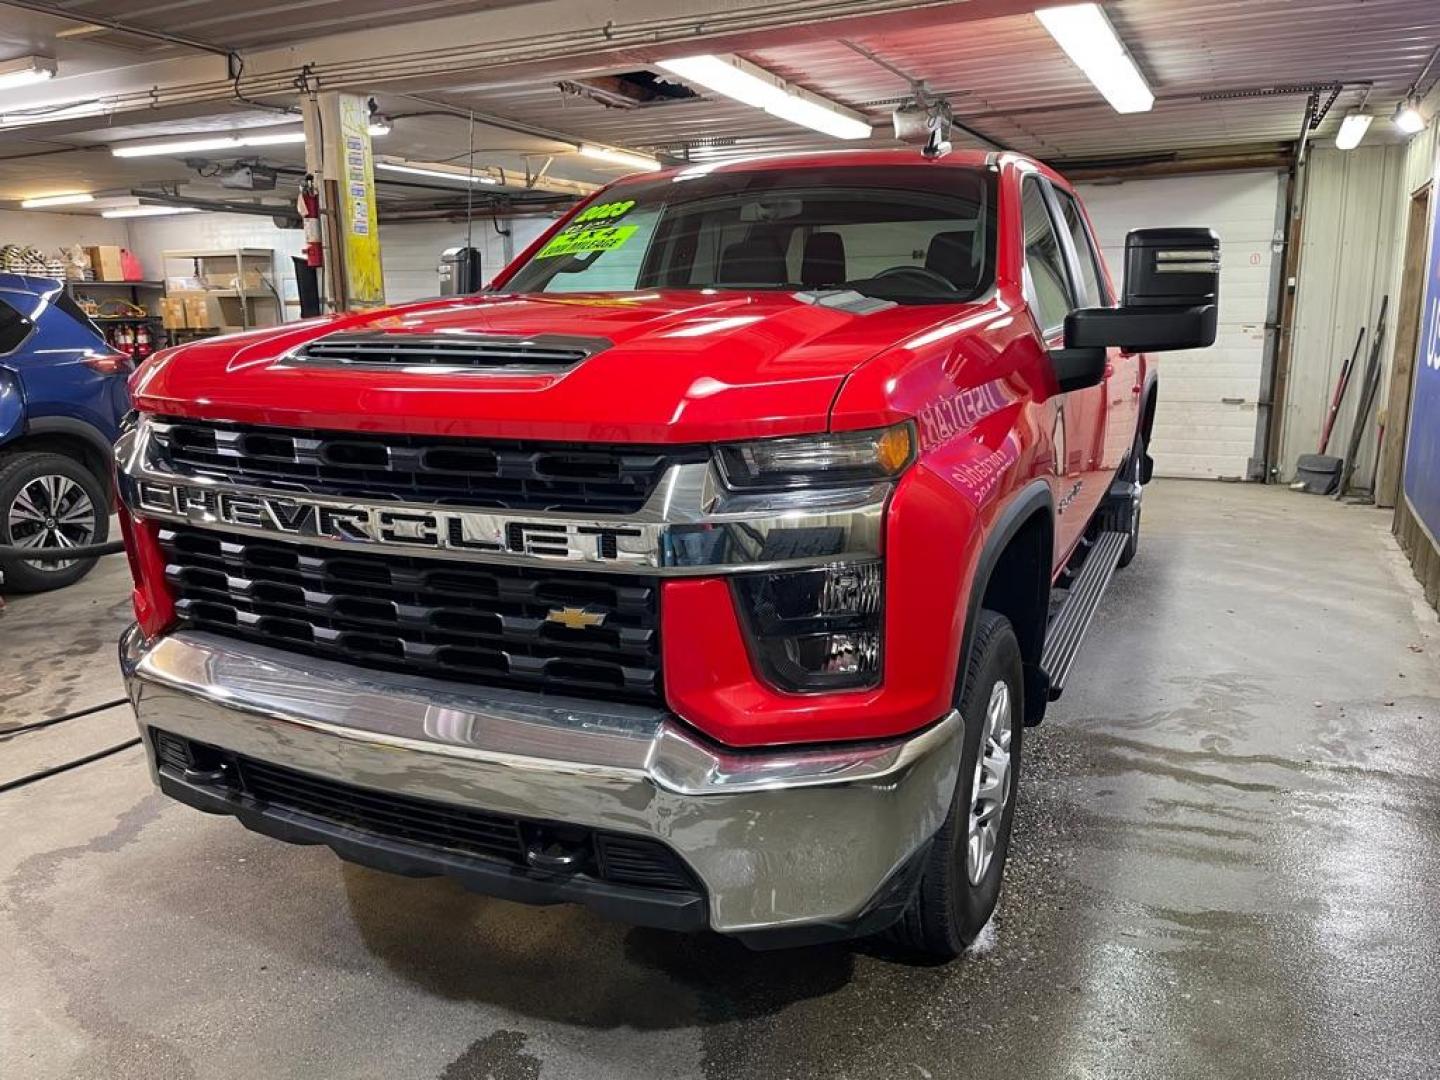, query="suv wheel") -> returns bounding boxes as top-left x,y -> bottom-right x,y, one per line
0,452 -> 108,594
889,609 -> 1023,960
